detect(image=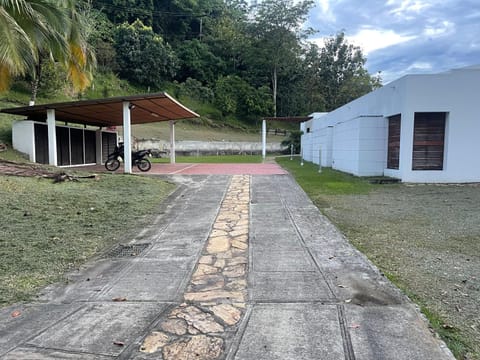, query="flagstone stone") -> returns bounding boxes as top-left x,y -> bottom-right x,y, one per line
171,306 -> 224,334
211,304 -> 243,326
184,290 -> 245,302
163,335 -> 223,360
210,229 -> 228,237
199,256 -> 214,265
233,234 -> 248,243
206,237 -> 230,254
231,240 -> 248,250
215,250 -> 233,259
230,229 -> 249,237
227,256 -> 248,266
223,264 -> 246,278
190,274 -> 224,286
213,259 -> 226,269
226,278 -> 247,291
160,319 -> 188,336
194,264 -> 219,277
213,223 -> 232,231
140,331 -> 170,354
